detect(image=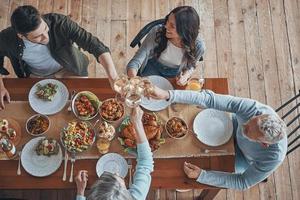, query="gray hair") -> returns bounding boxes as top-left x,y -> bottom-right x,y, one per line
257,114 -> 287,144
87,172 -> 133,200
